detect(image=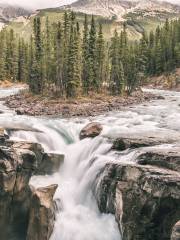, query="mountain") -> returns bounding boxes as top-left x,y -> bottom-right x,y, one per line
61,0 -> 180,21
5,0 -> 180,41
0,3 -> 31,29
